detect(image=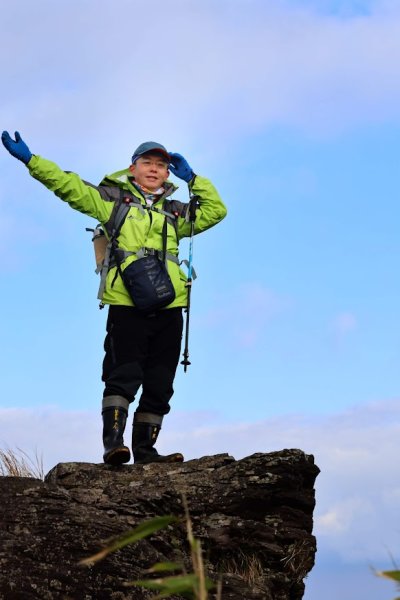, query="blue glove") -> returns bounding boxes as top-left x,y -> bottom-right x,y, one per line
169,152 -> 194,183
1,131 -> 32,165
